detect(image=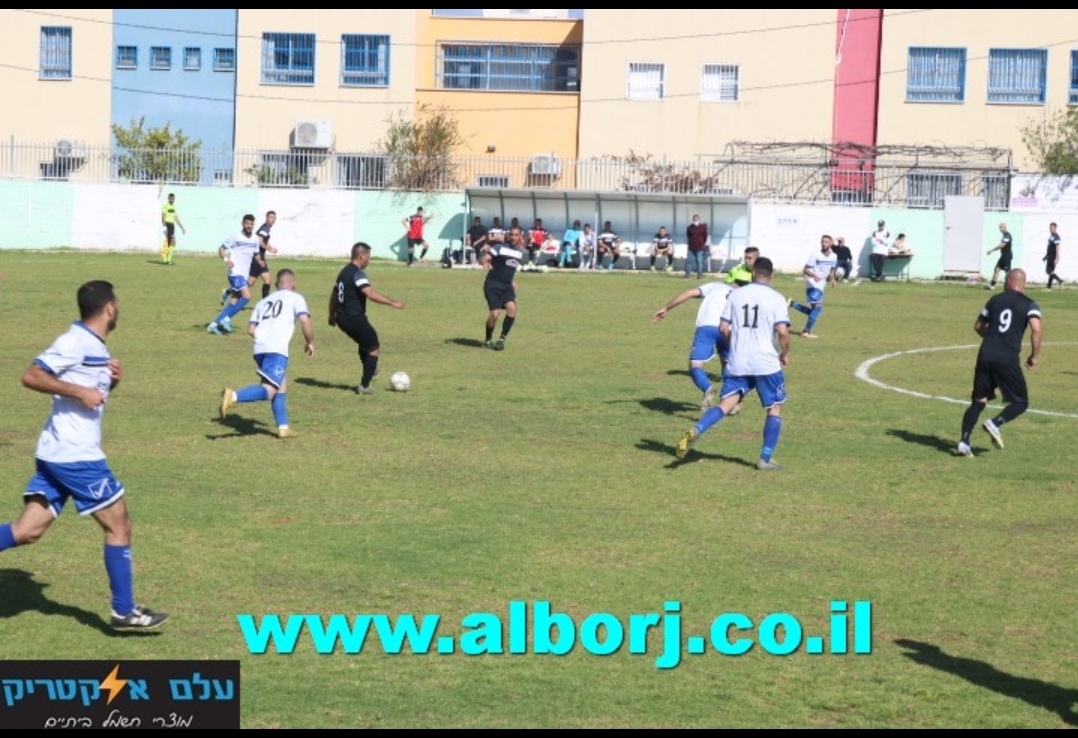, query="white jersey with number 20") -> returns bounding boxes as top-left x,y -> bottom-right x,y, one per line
249,288 -> 310,357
